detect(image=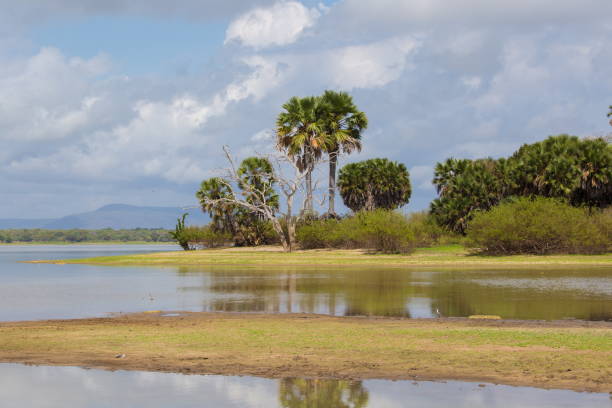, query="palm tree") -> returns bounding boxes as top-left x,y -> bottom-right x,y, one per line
432,158 -> 470,197
276,96 -> 326,213
338,158 -> 411,212
237,156 -> 279,212
196,177 -> 237,234
319,91 -> 368,217
431,158 -> 507,234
